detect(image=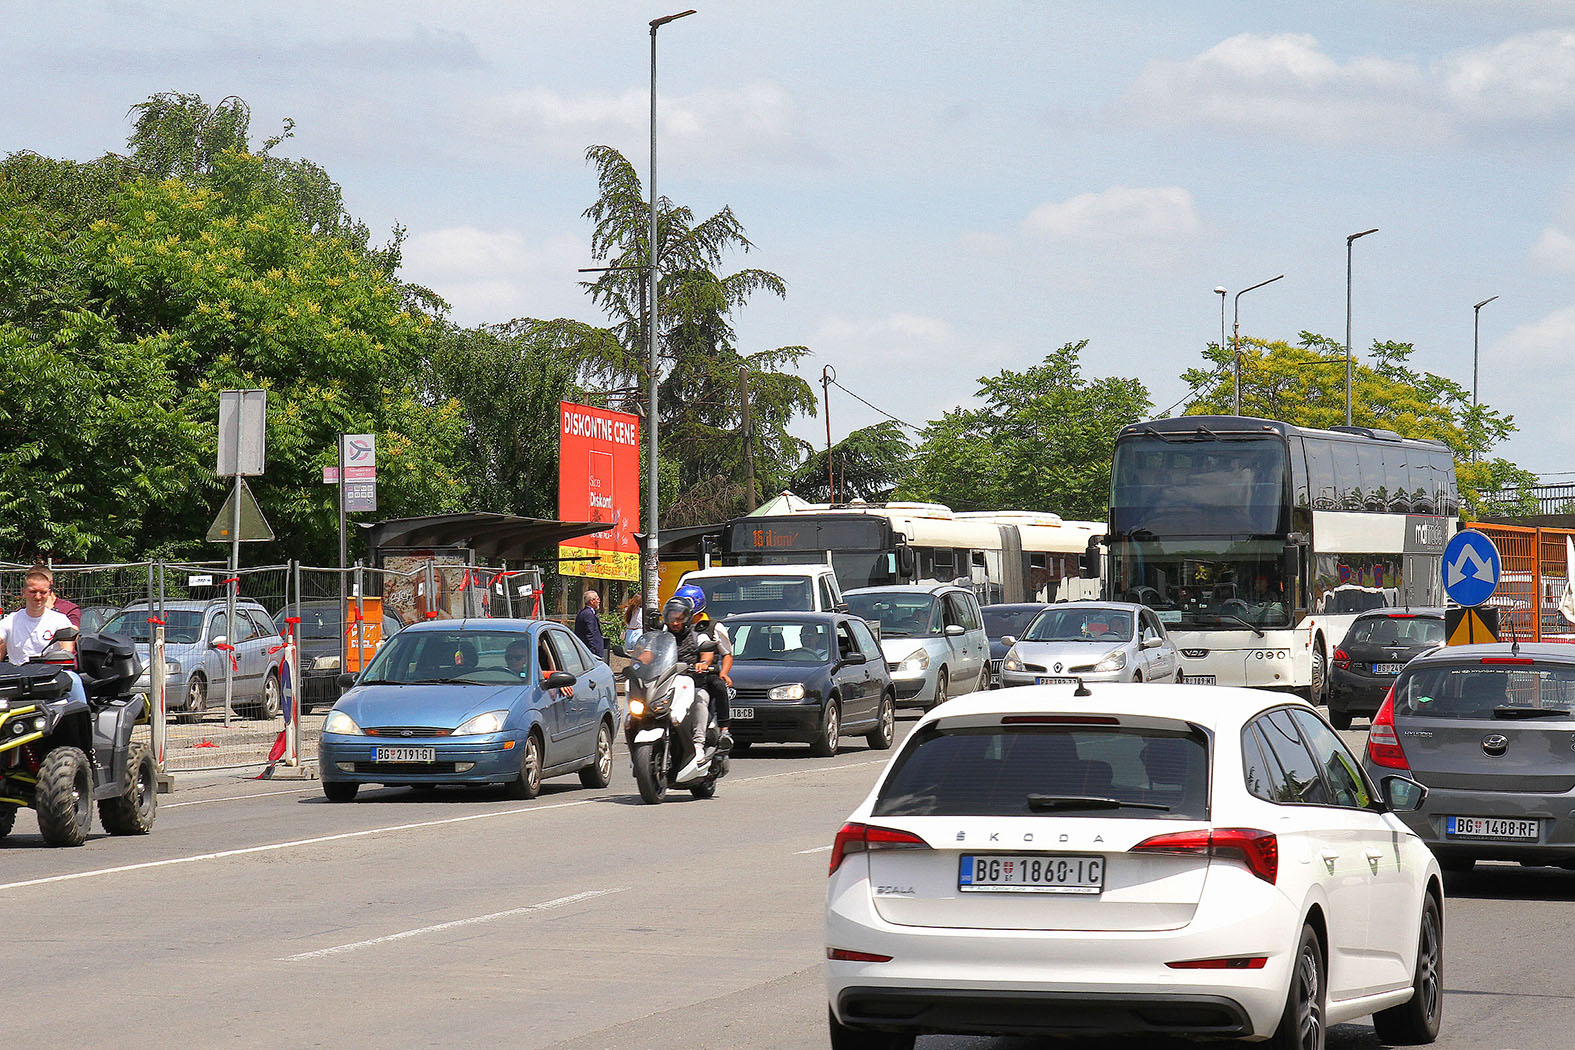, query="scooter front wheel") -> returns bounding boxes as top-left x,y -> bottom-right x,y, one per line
632,739 -> 667,804
689,778 -> 717,800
